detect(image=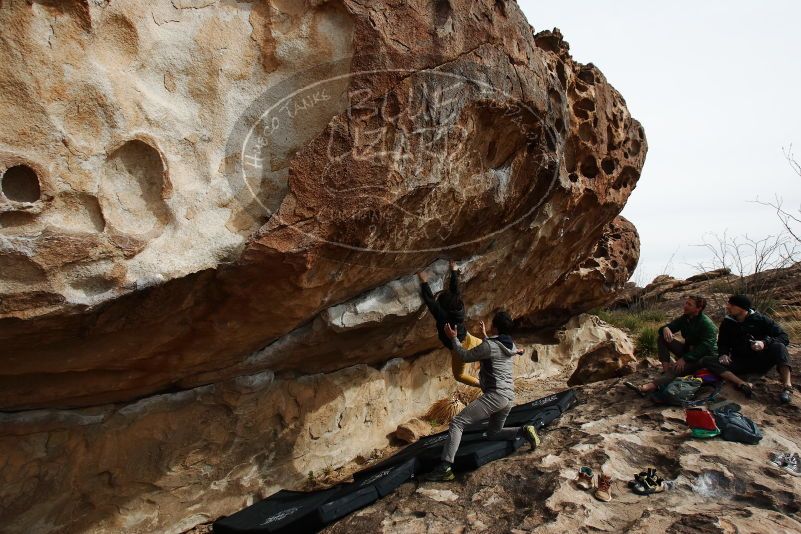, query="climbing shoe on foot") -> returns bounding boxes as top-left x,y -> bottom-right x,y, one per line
576,467 -> 594,490
423,462 -> 455,482
594,474 -> 613,502
737,382 -> 753,399
623,381 -> 647,397
780,387 -> 793,404
523,425 -> 541,450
